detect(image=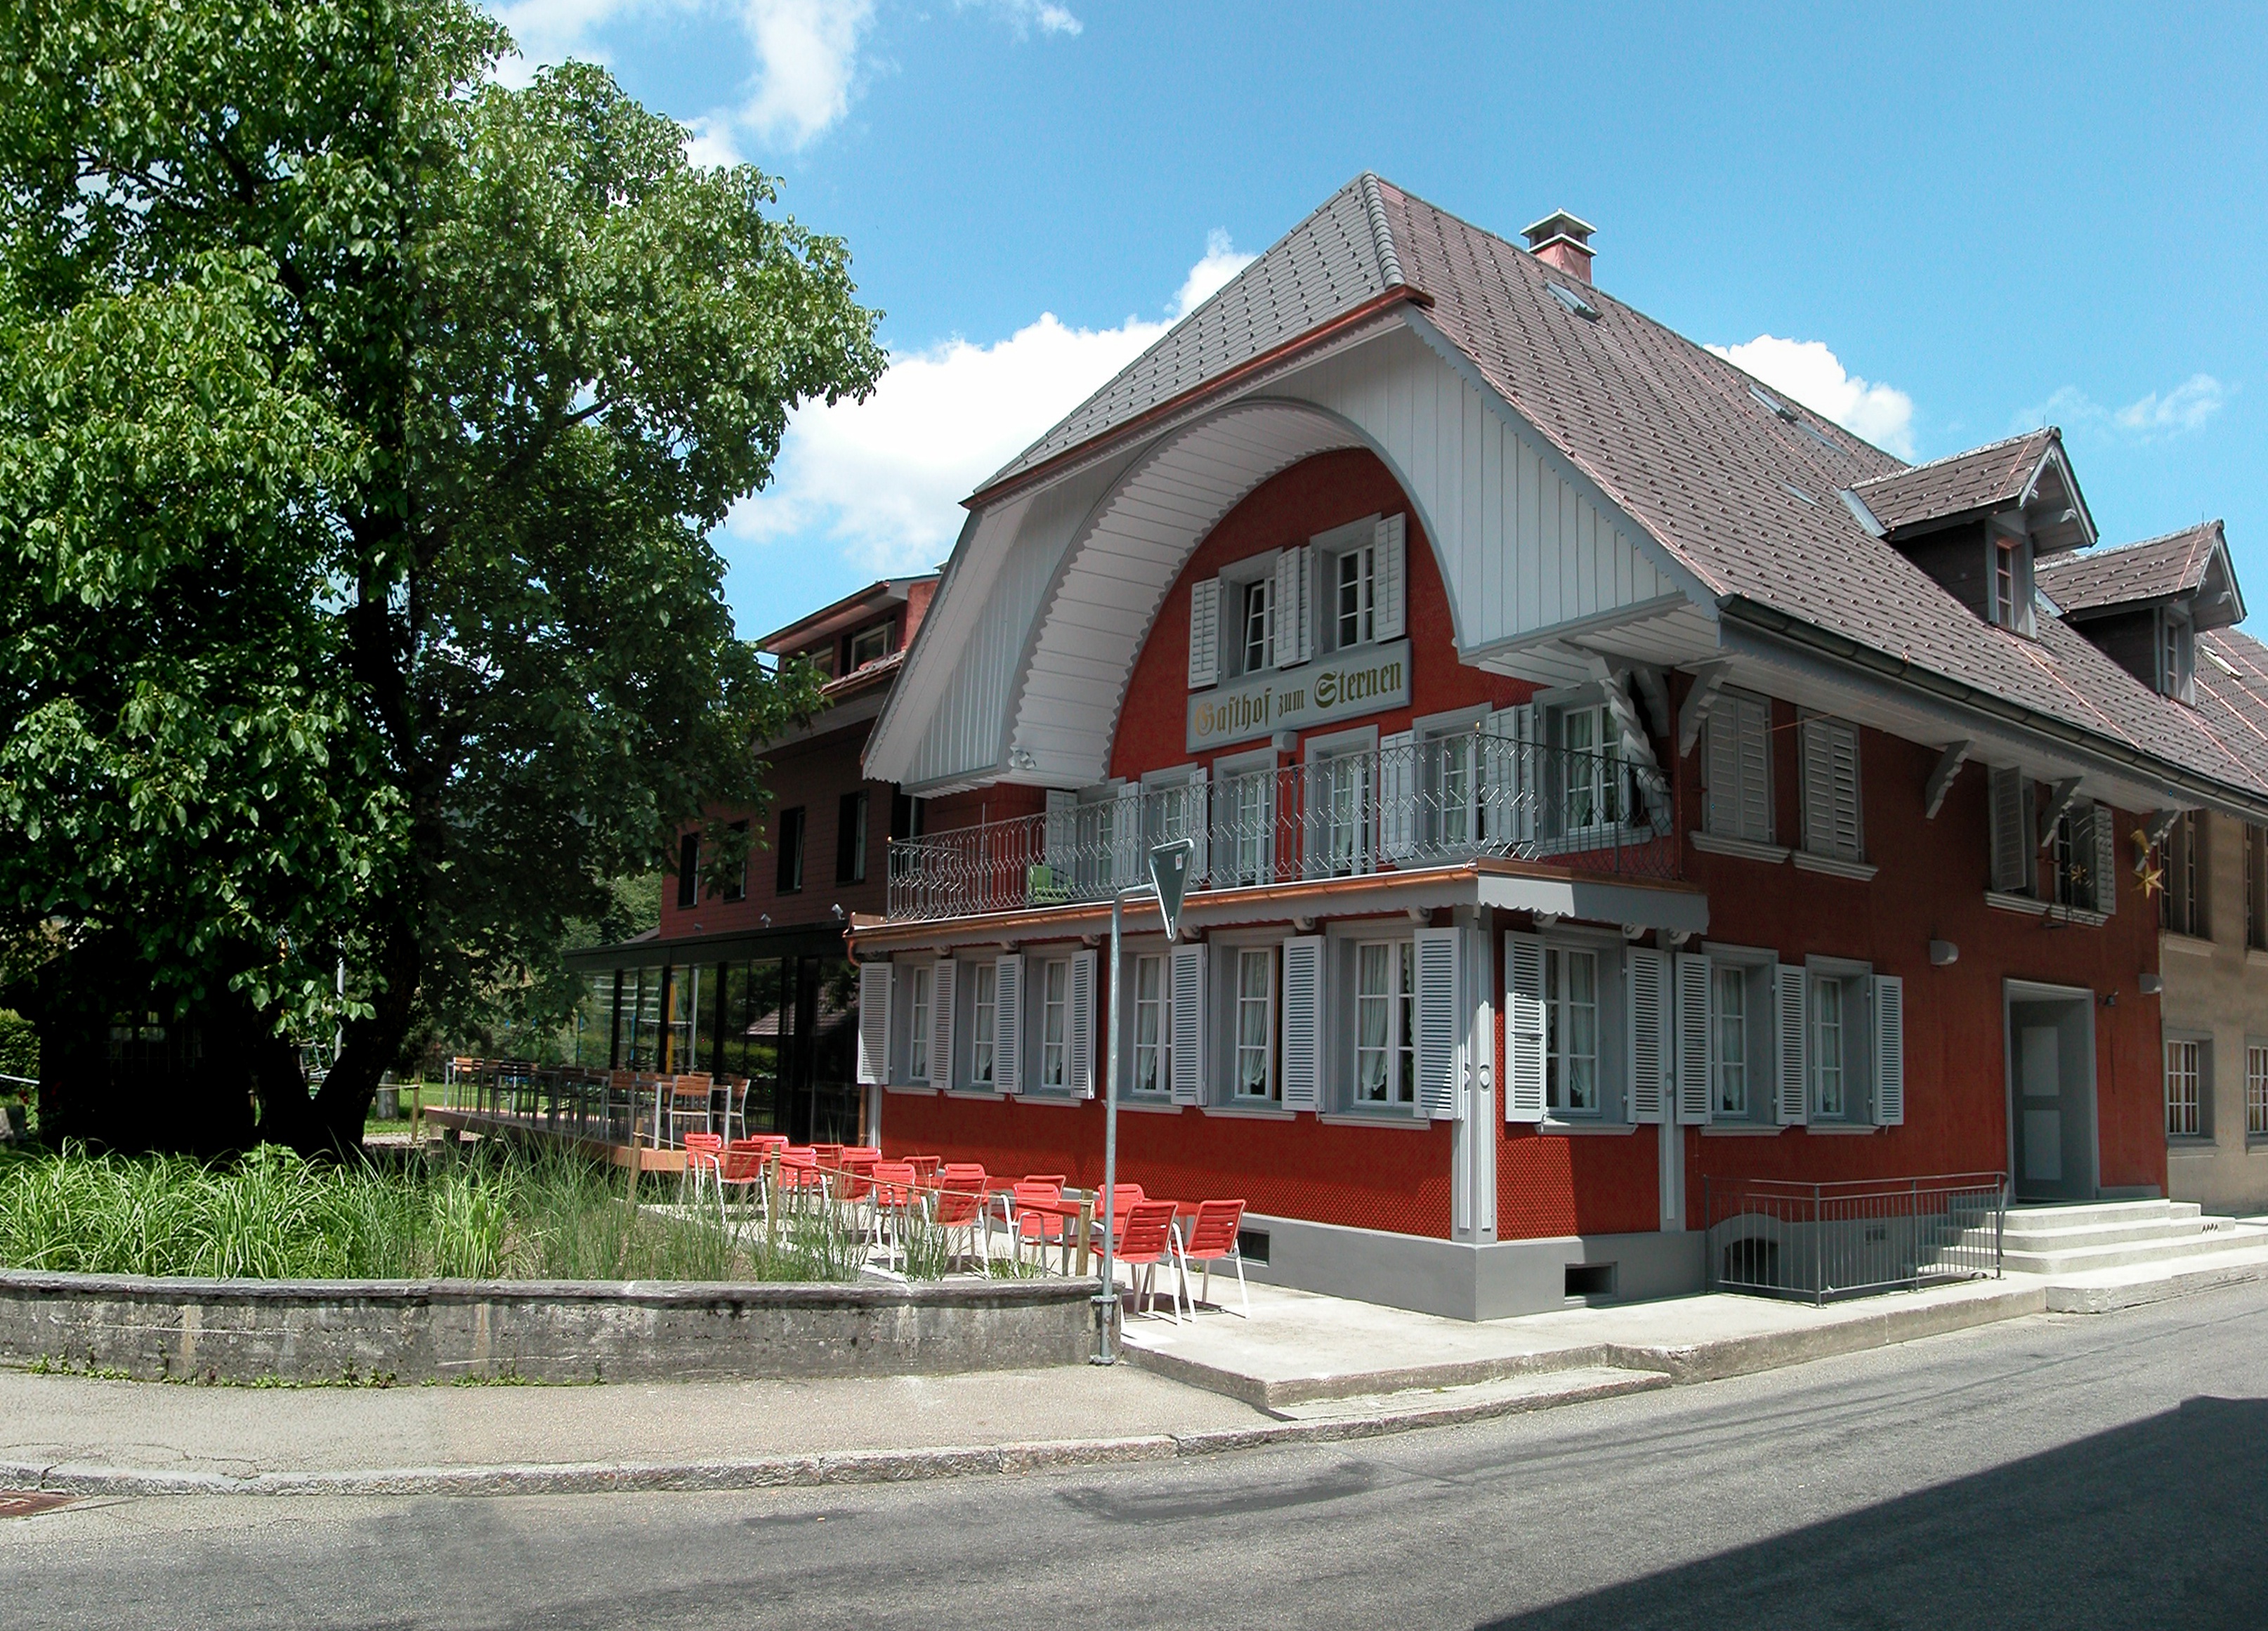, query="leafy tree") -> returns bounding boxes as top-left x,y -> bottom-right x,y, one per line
0,1 -> 879,1151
